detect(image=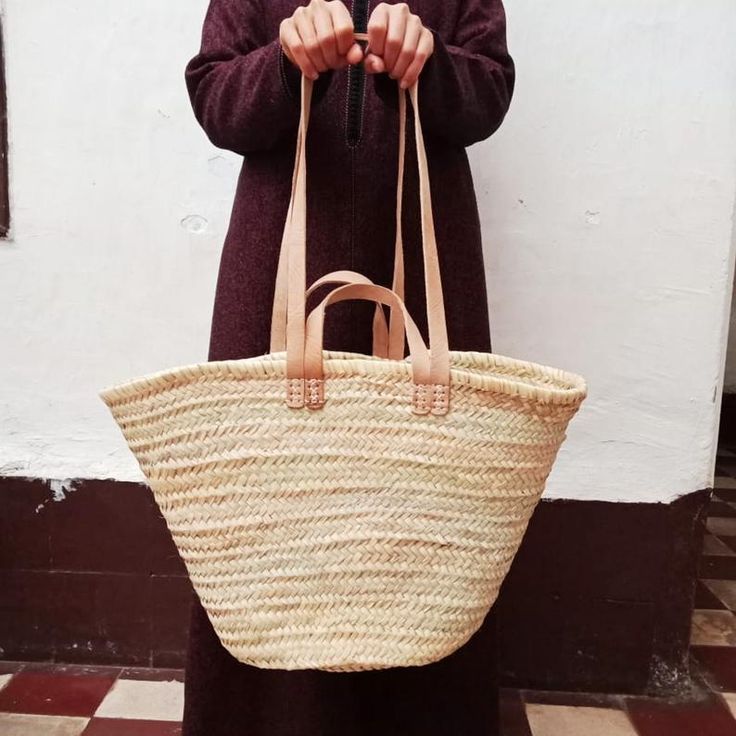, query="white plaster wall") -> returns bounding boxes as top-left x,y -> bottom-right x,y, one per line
1,0 -> 735,502
474,0 -> 736,501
